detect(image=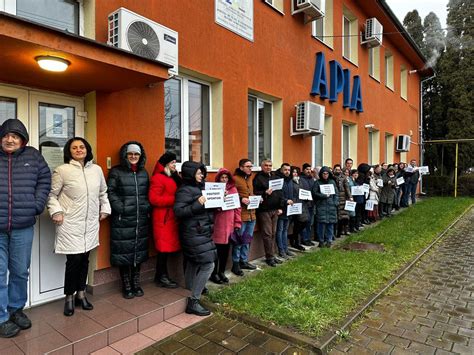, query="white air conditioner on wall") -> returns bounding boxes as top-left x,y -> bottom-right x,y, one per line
291,101 -> 325,136
396,135 -> 411,152
361,18 -> 383,48
291,0 -> 325,23
108,7 -> 179,76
